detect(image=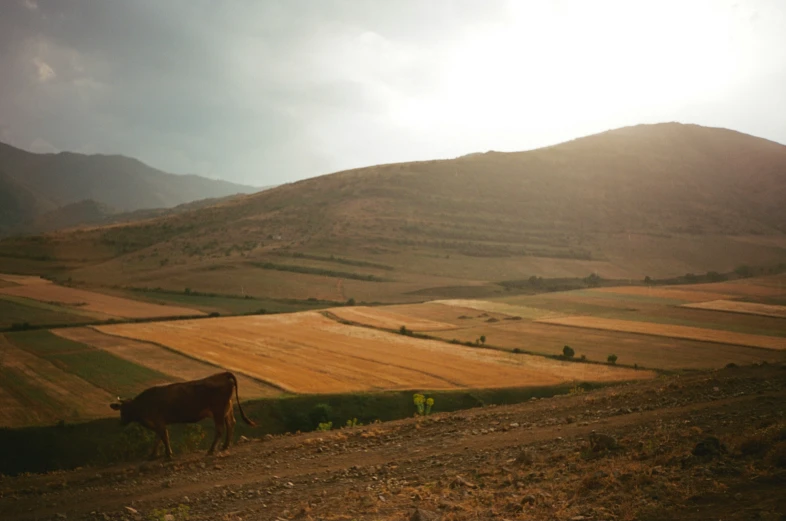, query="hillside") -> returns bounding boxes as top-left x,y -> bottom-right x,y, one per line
0,141 -> 259,235
1,363 -> 785,521
1,123 -> 785,302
